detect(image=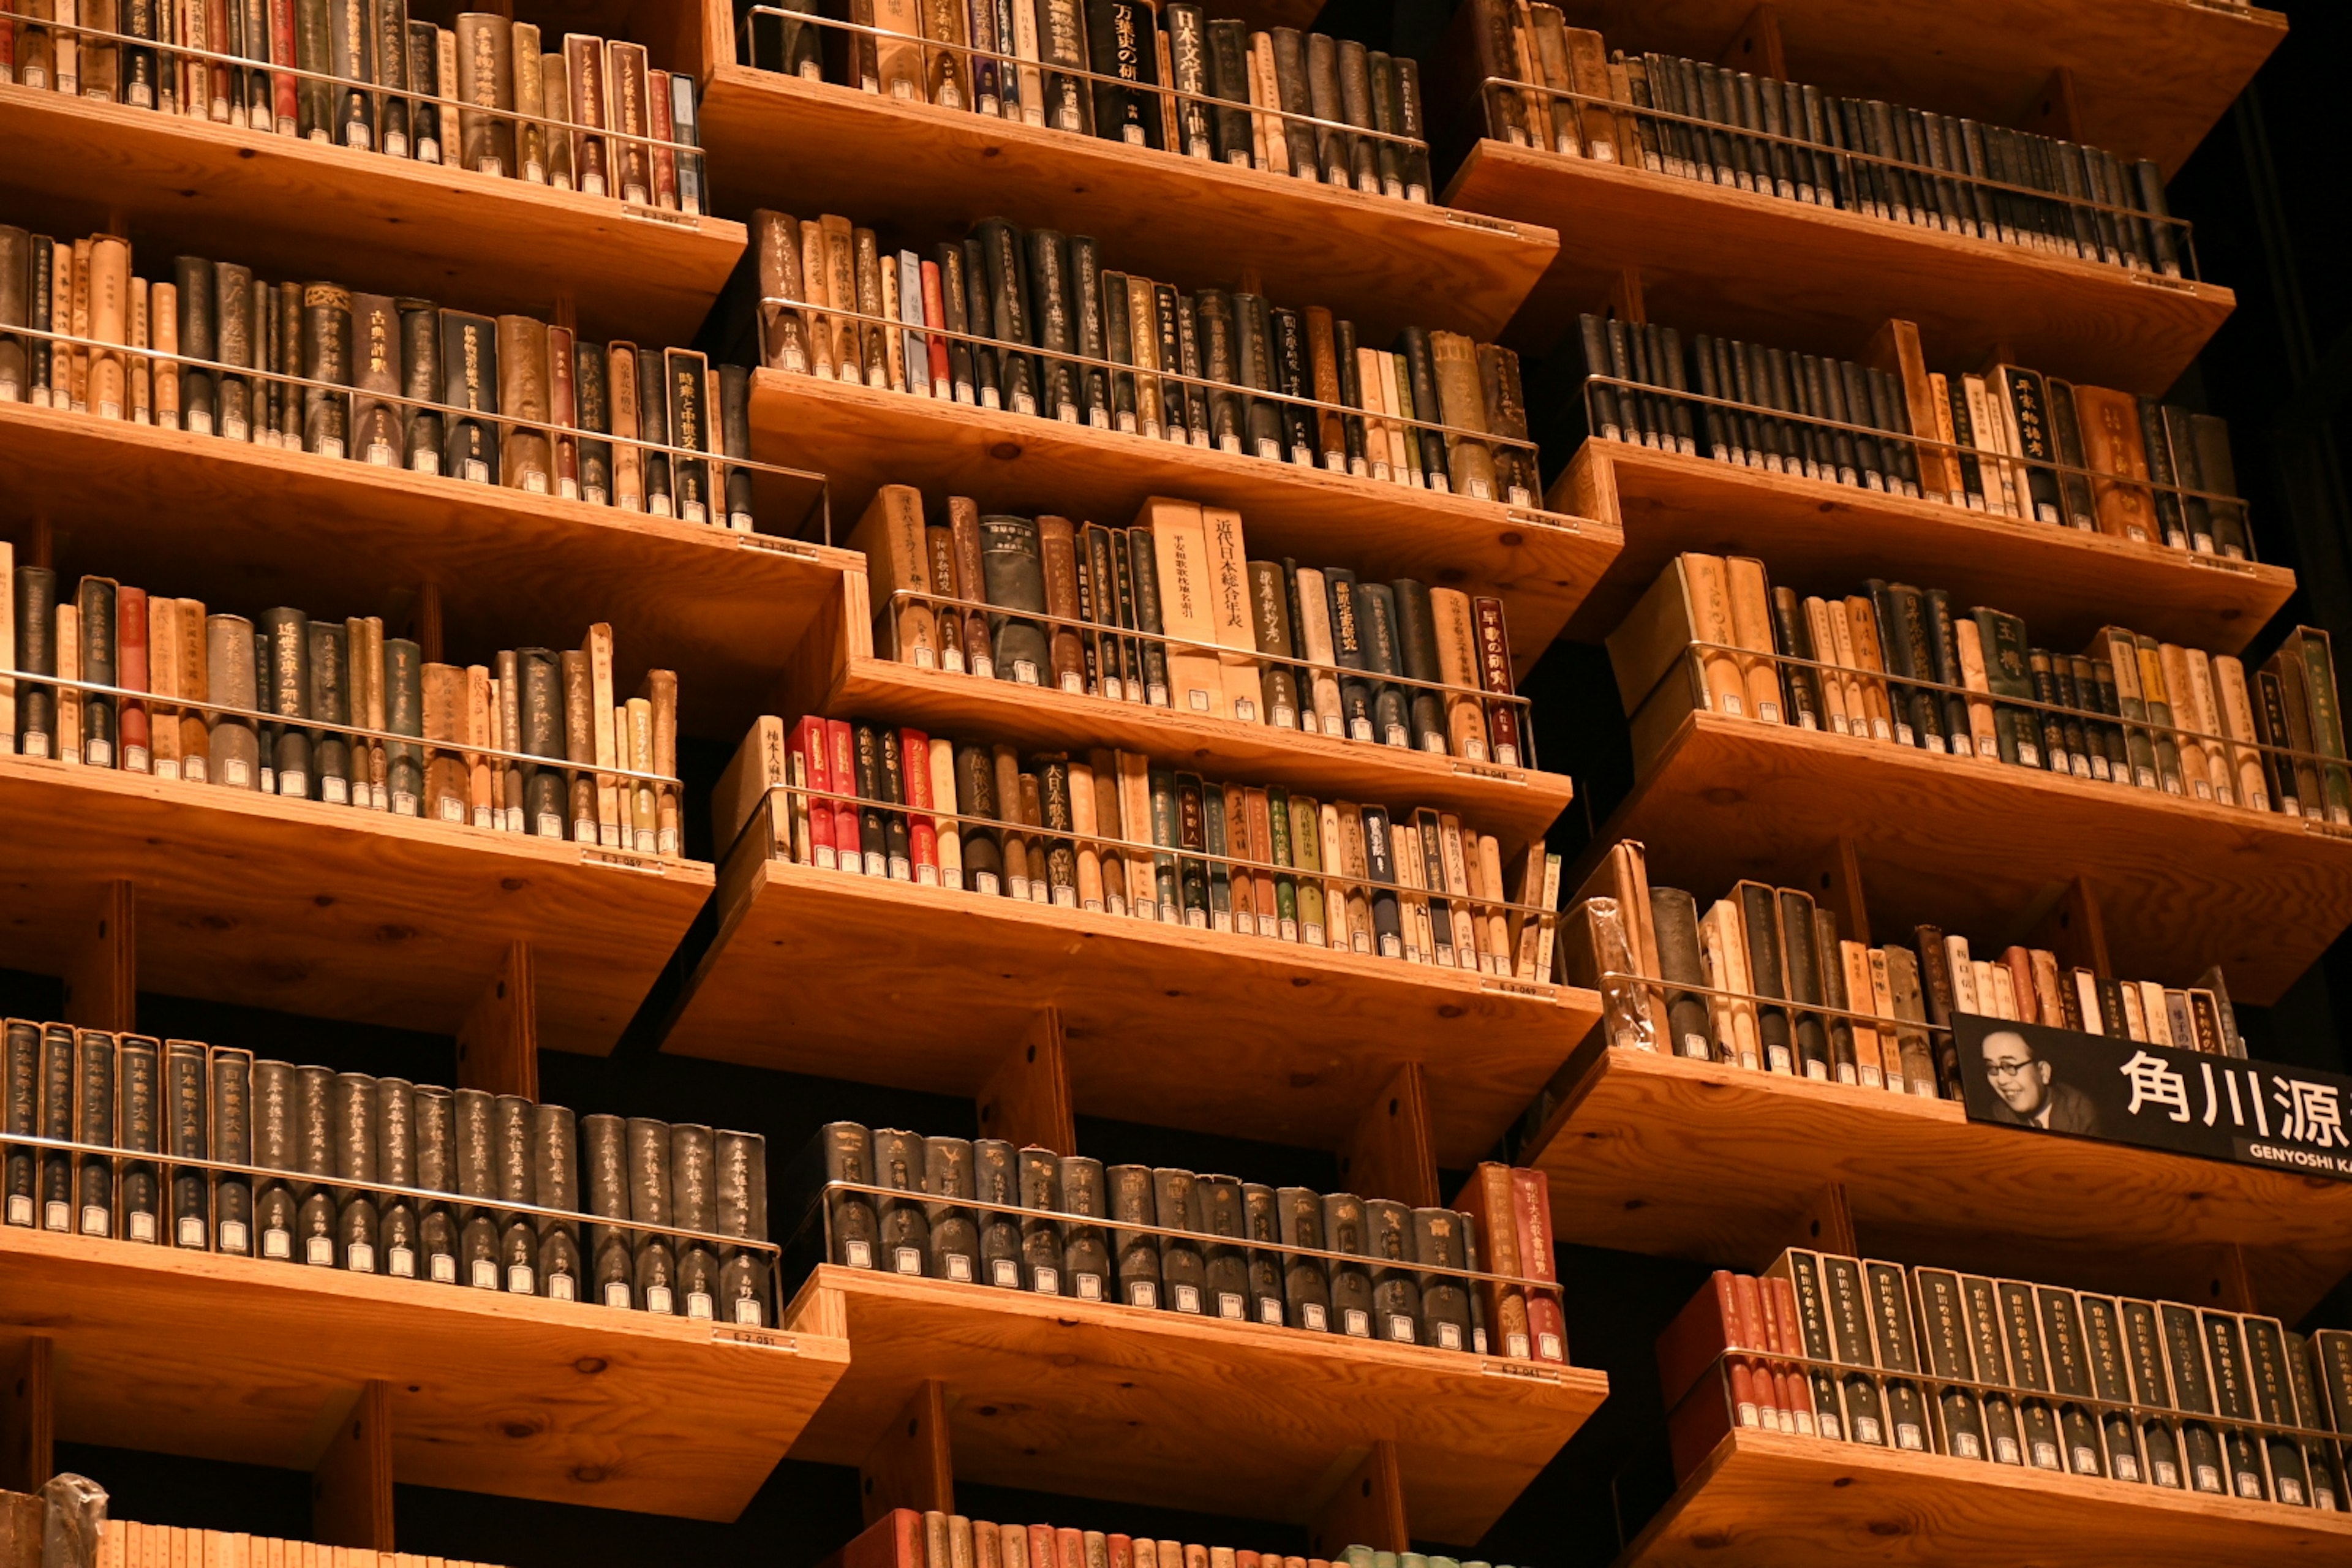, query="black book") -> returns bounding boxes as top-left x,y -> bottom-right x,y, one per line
214,263 -> 257,442
2241,1317 -> 2312,1506
1270,308 -> 1315,465
636,345 -> 674,514
36,1026 -> 74,1233
1125,526 -> 1170,706
1392,575 -> 1446,750
979,514 -> 1051,685
1204,19 -> 1254,167
1365,1199 -> 1422,1346
412,1084 -> 458,1285
1999,1280 -> 2066,1472
972,222 -> 1033,415
115,1037 -> 161,1246
1648,888 -> 1715,1061
1069,237 -> 1112,429
1059,1155 -> 1111,1302
4,1022 -> 40,1227
1325,569 -> 1373,741
805,1120 -> 879,1271
870,1127 -> 929,1278
576,344 -> 616,507
2124,1300 -> 2188,1488
1233,294 -> 1283,459
625,1115 -> 677,1313
535,1105 -> 581,1303
1777,891 -> 1833,1080
440,310 -> 501,483
1412,1207 -> 1471,1352
1153,1167 -> 1206,1312
1196,1176 -> 1248,1320
2077,1294 -> 2146,1483
249,1060 -> 296,1258
300,282 -> 354,459
924,1136 -> 981,1286
1084,0 -> 1158,146
1283,30 -> 1327,181
1108,1163 -> 1162,1308
72,1033 -> 116,1239
327,0 -> 374,146
974,1137 -> 1022,1288
1172,772 -> 1209,922
1155,283 -> 1189,442
582,1113 -> 635,1306
1099,272 -> 1136,434
851,722 -> 889,877
671,1123 -> 720,1317
1025,229 -> 1081,423
304,622 -> 352,805
2027,651 -> 2073,776
74,578 -> 116,769
375,1077 -> 417,1281
292,1065 -> 336,1267
1780,1251 -> 1847,1441
1163,4 -> 1212,157
174,257 -> 216,434
1735,882 -> 1794,1073
1920,589 -> 1975,753
2037,1287 -> 2106,1477
875,725 -> 911,880
952,745 -> 1006,895
1820,1255 -> 1888,1446
1956,1279 -> 2019,1460
1357,582 -> 1408,748
960,236 -> 1003,410
1322,1193 -> 1373,1338
256,608 -> 311,797
159,1042 -> 208,1249
1362,805 -> 1403,957
1194,290 -> 1243,451
1274,1185 -> 1330,1331
1398,328 -> 1449,486
455,1089 -> 503,1289
2285,1331 -> 2342,1510
1241,1183 -> 1286,1326
396,300 -> 443,473
1863,1264 -> 1932,1452
331,1071 -> 380,1273
1768,587 -> 1823,732
714,1129 -> 769,1325
2200,1310 -> 2271,1499
1017,1145 -> 1063,1294
13,567 -> 56,760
